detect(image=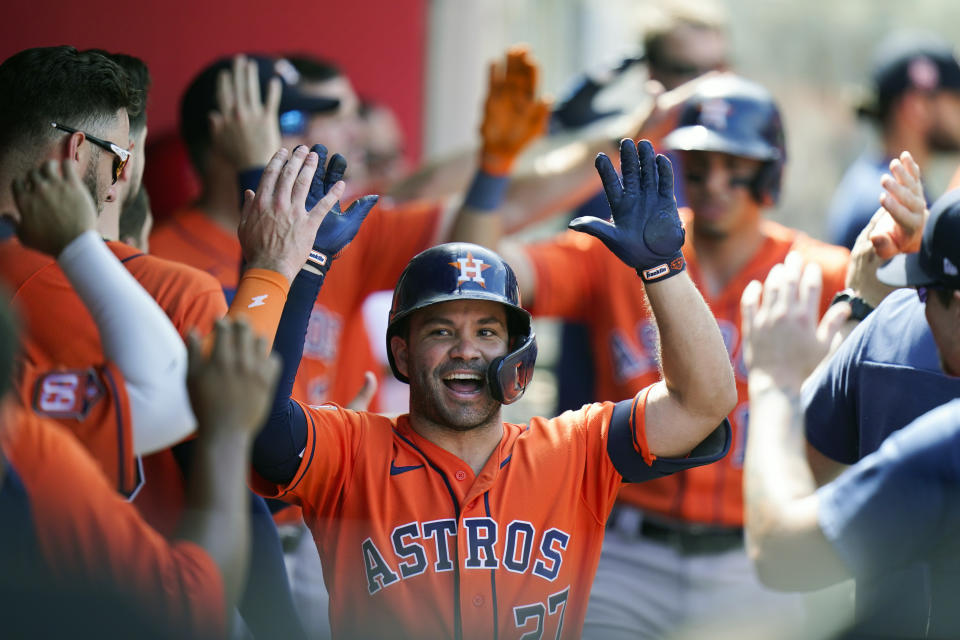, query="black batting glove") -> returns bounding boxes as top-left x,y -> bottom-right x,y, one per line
569,139 -> 686,283
304,143 -> 378,278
